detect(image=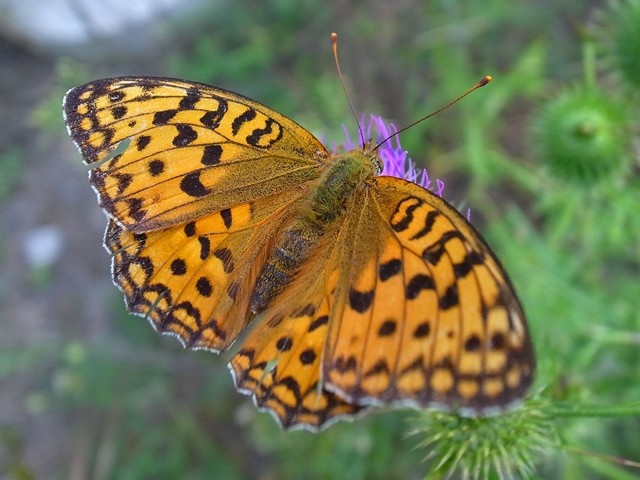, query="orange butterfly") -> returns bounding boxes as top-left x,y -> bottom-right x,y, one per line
63,76 -> 534,430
